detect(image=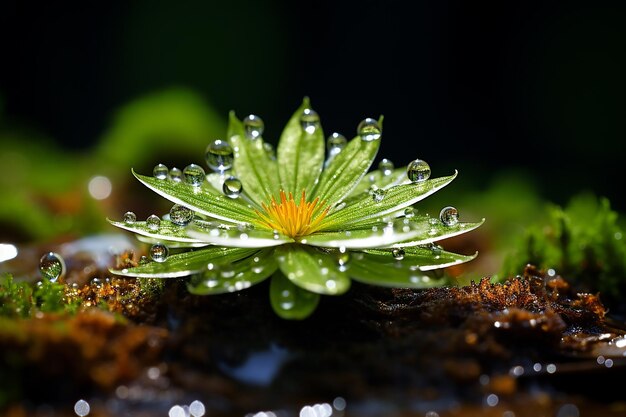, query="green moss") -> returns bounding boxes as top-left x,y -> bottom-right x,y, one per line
502,193 -> 626,301
0,274 -> 81,318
